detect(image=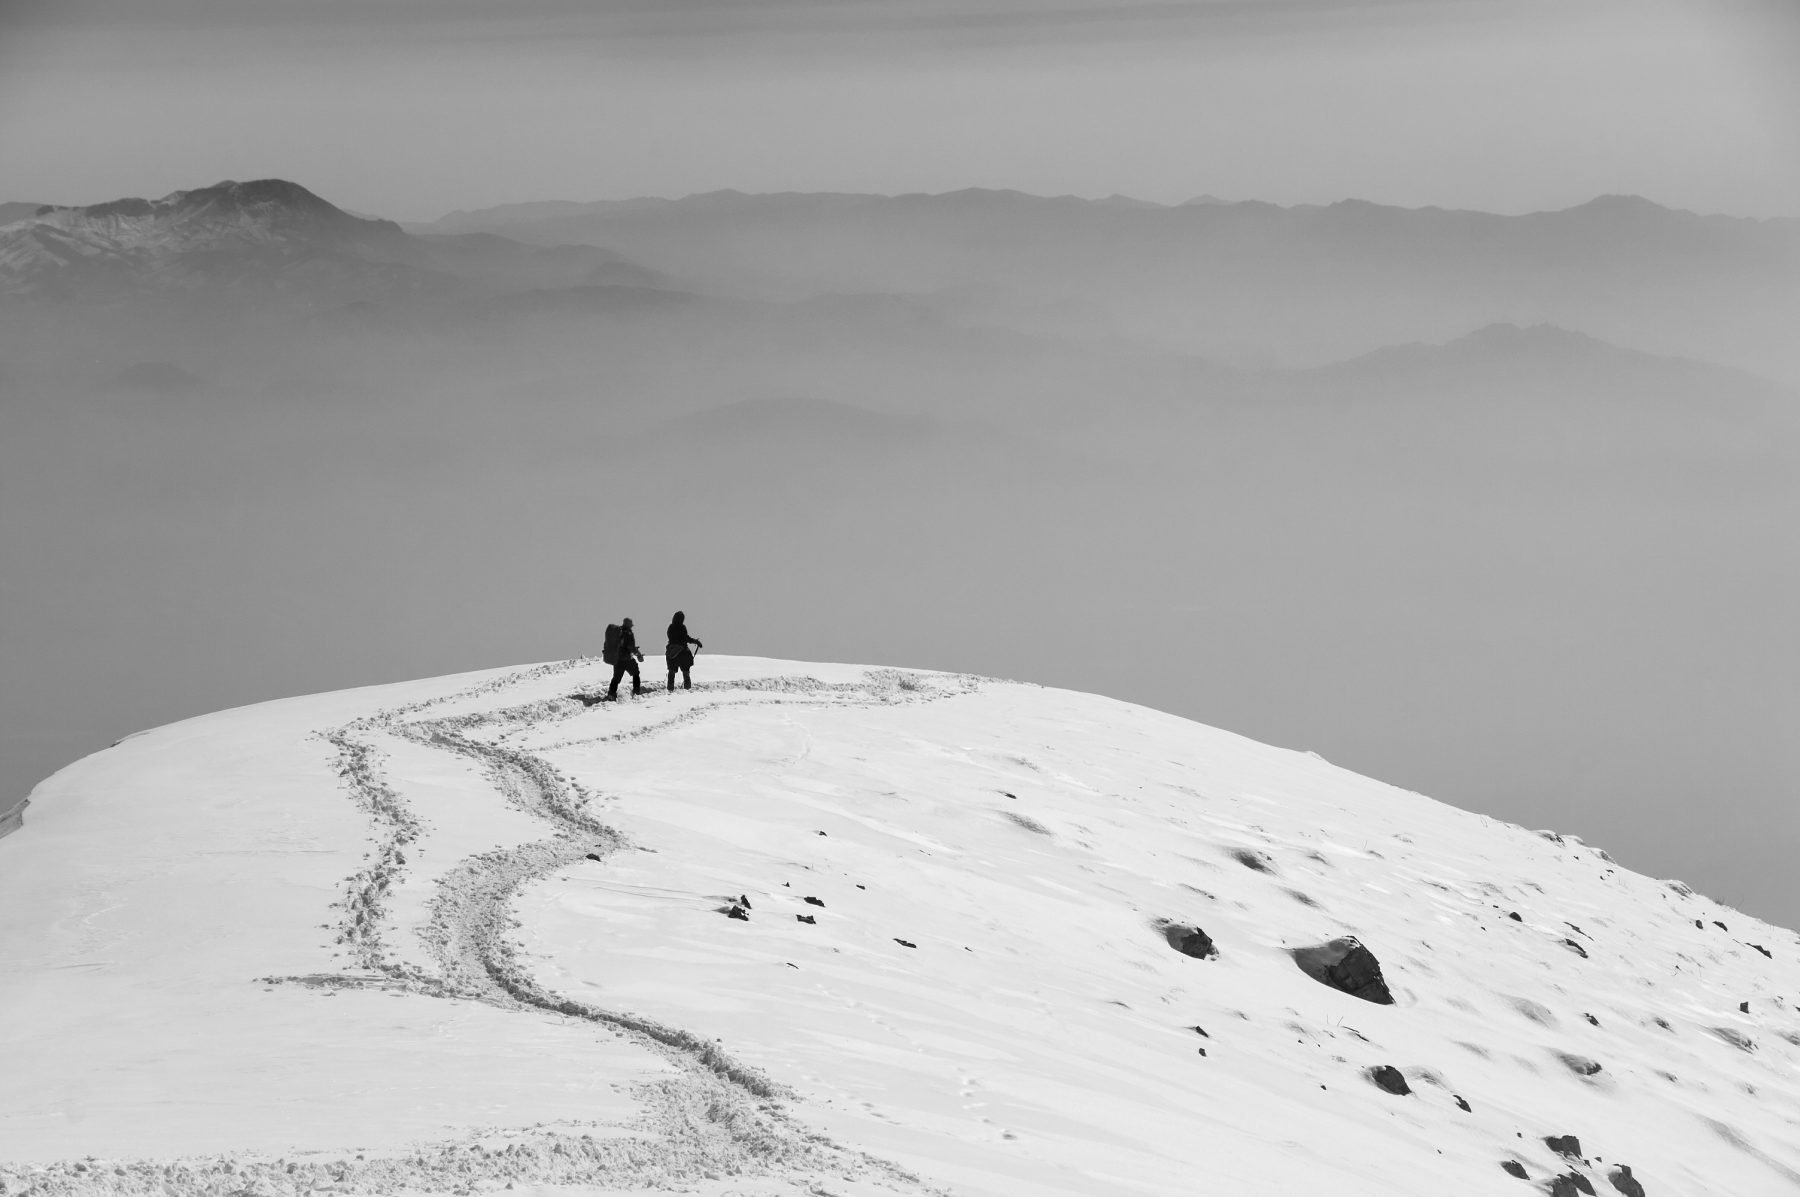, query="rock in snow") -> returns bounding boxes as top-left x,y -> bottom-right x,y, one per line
1290,936 -> 1397,1004
1368,1065 -> 1411,1095
1,654 -> 1797,1197
1158,920 -> 1219,960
